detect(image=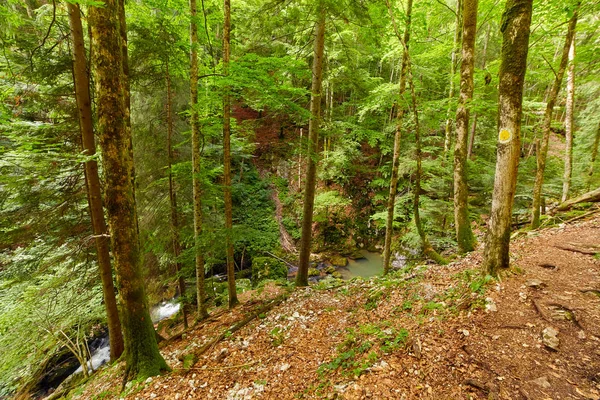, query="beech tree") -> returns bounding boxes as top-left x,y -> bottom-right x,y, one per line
67,2 -> 124,361
483,0 -> 533,276
453,0 -> 477,253
89,0 -> 168,379
296,3 -> 326,287
562,33 -> 576,202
